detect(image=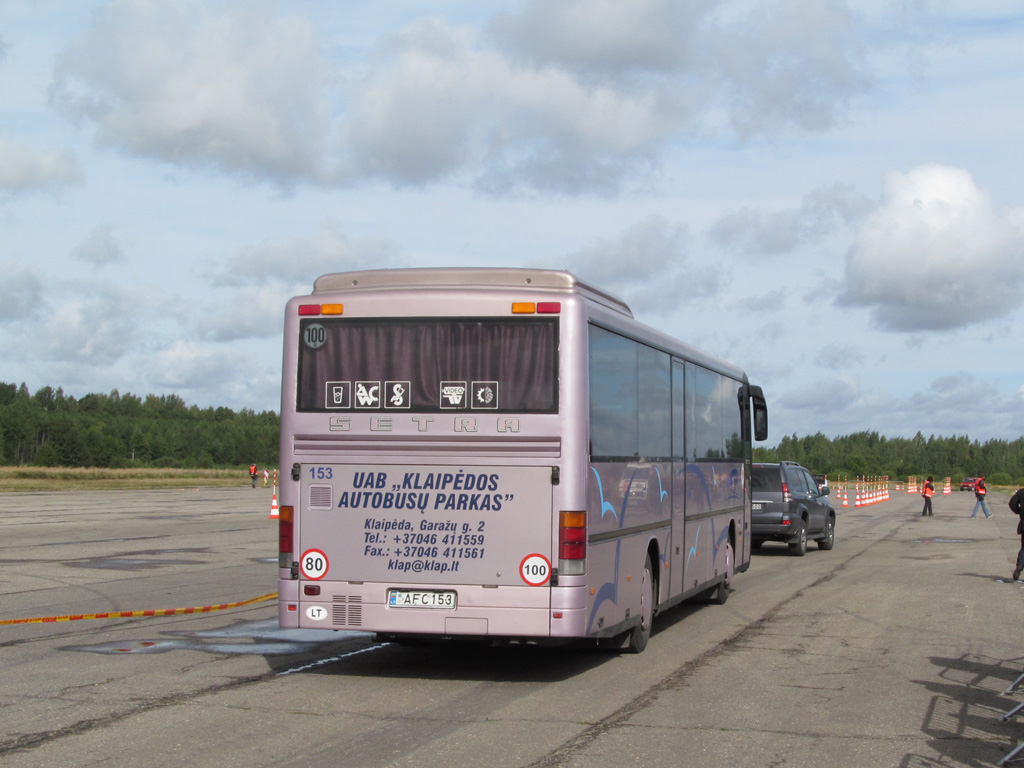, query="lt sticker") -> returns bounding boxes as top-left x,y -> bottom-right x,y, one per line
306,605 -> 328,621
519,553 -> 551,586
